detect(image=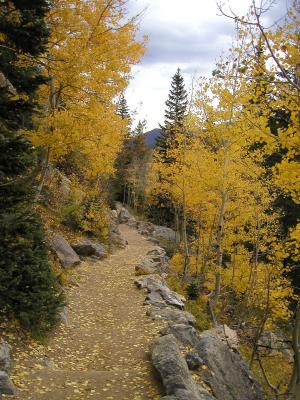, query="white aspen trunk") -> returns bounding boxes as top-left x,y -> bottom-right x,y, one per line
209,153 -> 228,326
